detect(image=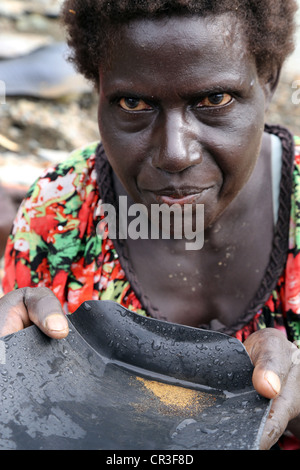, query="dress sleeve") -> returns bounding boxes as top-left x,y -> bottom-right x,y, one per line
2,164 -> 80,302
282,136 -> 300,346
2,143 -> 101,311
